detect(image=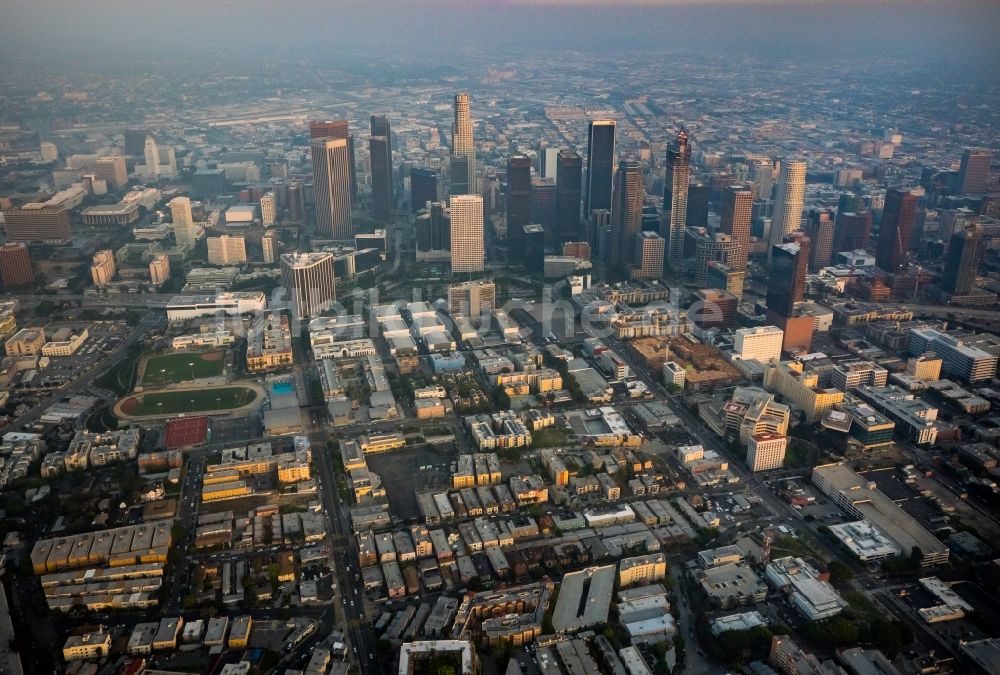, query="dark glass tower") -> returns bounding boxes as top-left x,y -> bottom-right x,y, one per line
585,120 -> 616,217
942,224 -> 986,295
875,188 -> 918,273
369,115 -> 393,220
767,233 -> 810,317
410,168 -> 438,213
556,149 -> 583,243
506,154 -> 532,244
611,160 -> 644,275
